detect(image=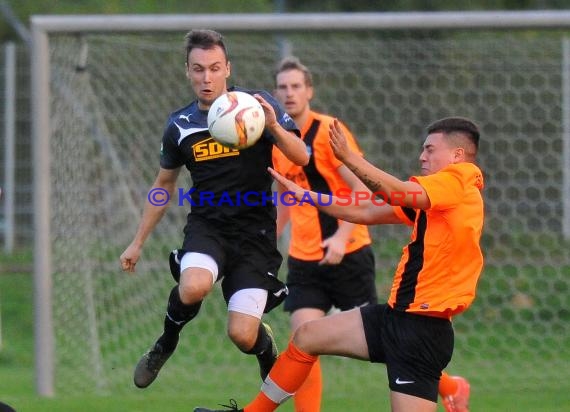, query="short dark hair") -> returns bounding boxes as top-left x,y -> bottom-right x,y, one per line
184,29 -> 228,64
274,56 -> 313,87
426,117 -> 480,150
